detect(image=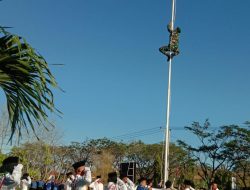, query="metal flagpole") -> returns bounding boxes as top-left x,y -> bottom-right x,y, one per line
164,0 -> 175,183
